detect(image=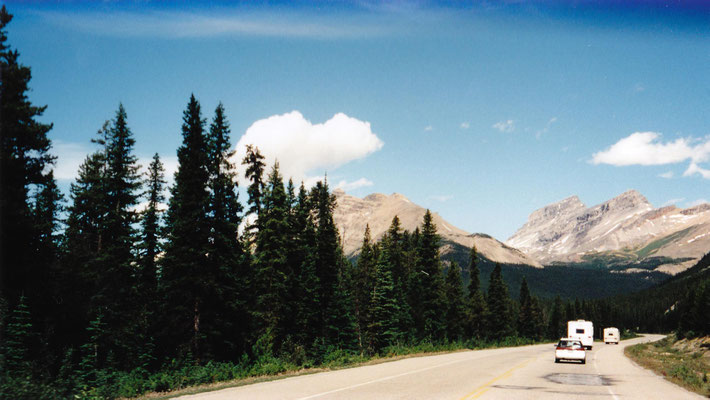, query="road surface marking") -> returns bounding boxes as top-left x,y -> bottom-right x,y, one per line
459,357 -> 535,400
295,356 -> 479,400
